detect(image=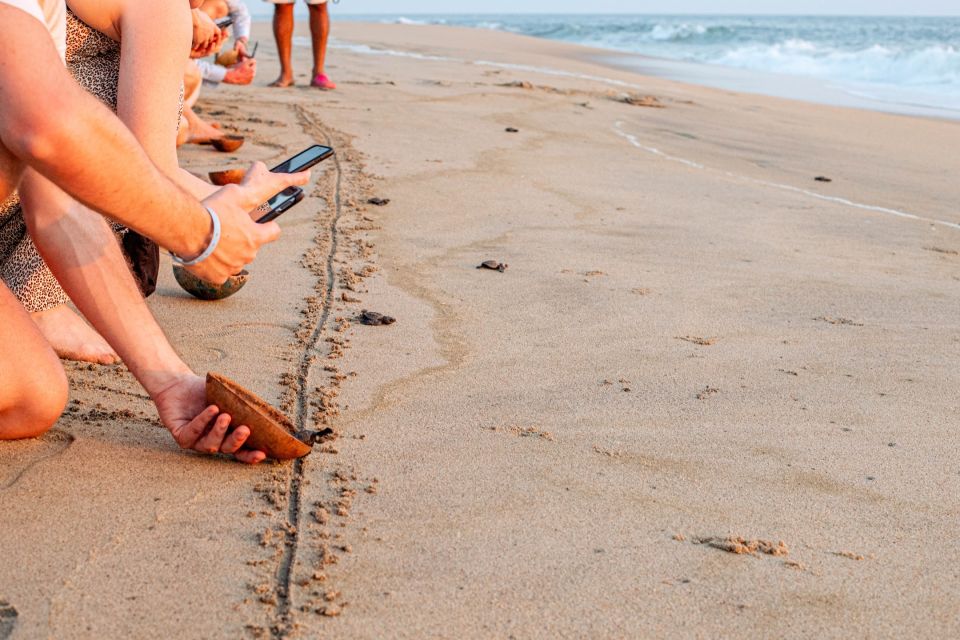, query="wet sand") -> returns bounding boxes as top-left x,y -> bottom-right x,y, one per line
1,21 -> 959,639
